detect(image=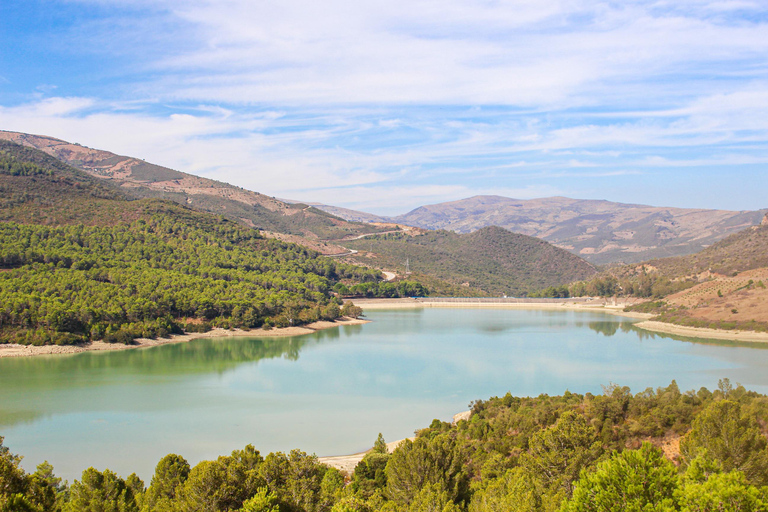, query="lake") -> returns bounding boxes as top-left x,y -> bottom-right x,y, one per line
2,307 -> 768,482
